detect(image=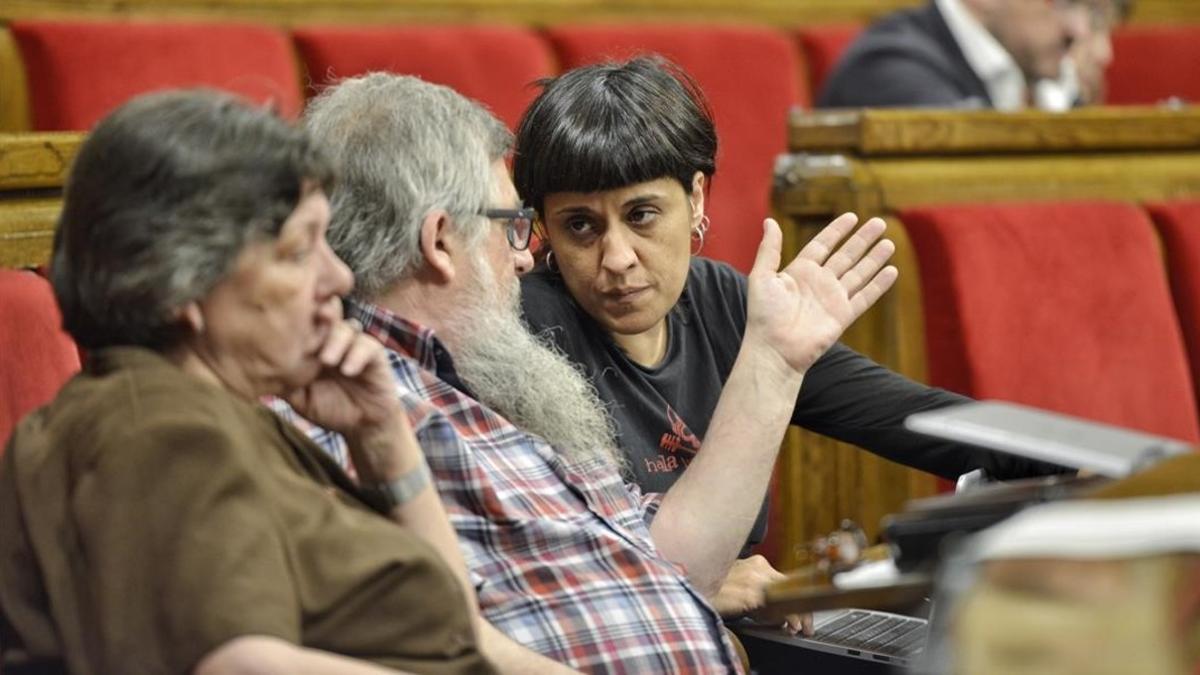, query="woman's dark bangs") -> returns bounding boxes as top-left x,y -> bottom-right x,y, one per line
516,56 -> 717,209
535,120 -> 681,198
